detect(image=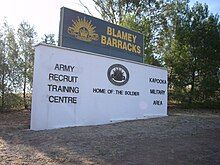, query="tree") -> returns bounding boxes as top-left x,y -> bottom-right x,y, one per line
193,13 -> 220,103
94,0 -> 219,106
0,26 -> 8,110
93,0 -> 137,24
42,33 -> 56,45
164,2 -> 220,106
5,24 -> 20,92
17,21 -> 37,109
93,0 -> 190,66
0,20 -> 22,110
